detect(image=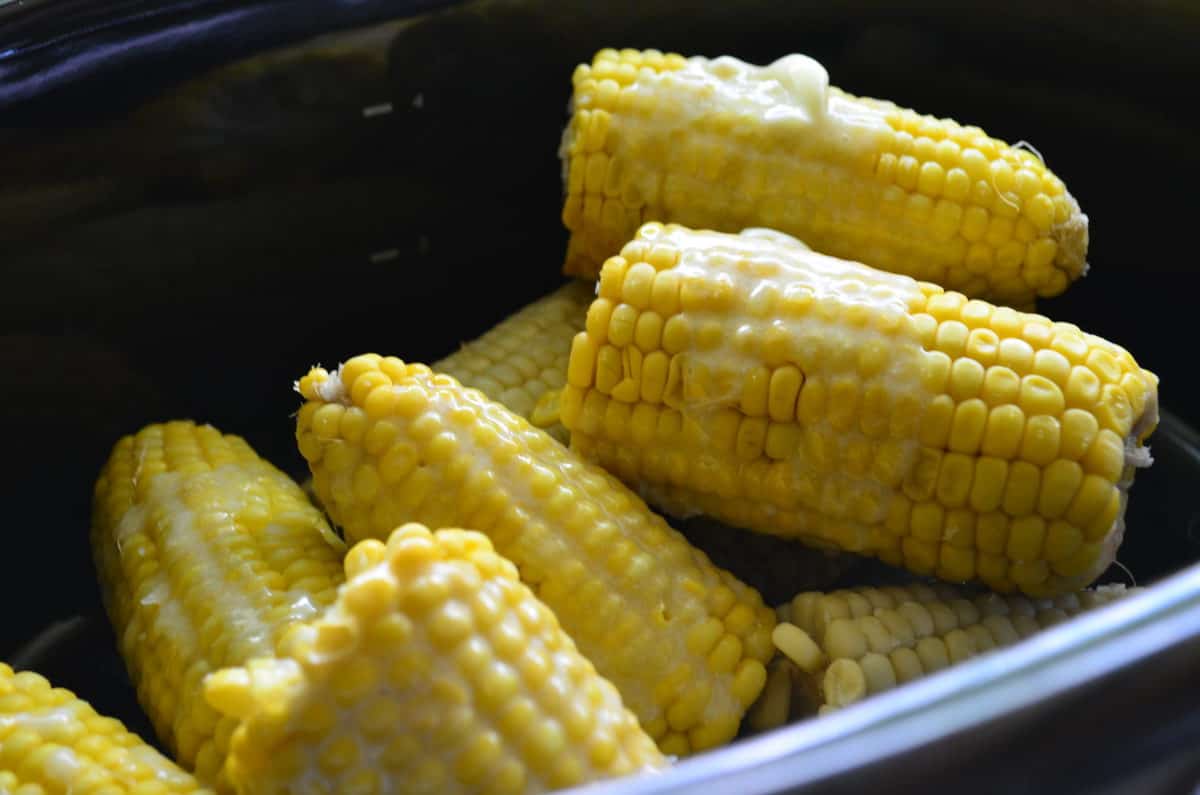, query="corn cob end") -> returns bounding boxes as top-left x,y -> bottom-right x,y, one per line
207,523 -> 667,795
